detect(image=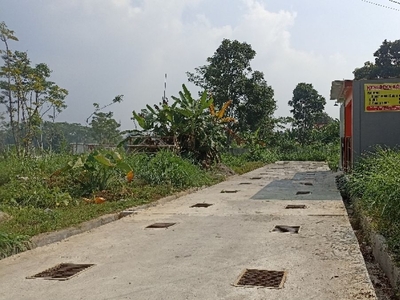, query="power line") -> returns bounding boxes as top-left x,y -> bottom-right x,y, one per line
389,0 -> 400,5
361,0 -> 400,11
